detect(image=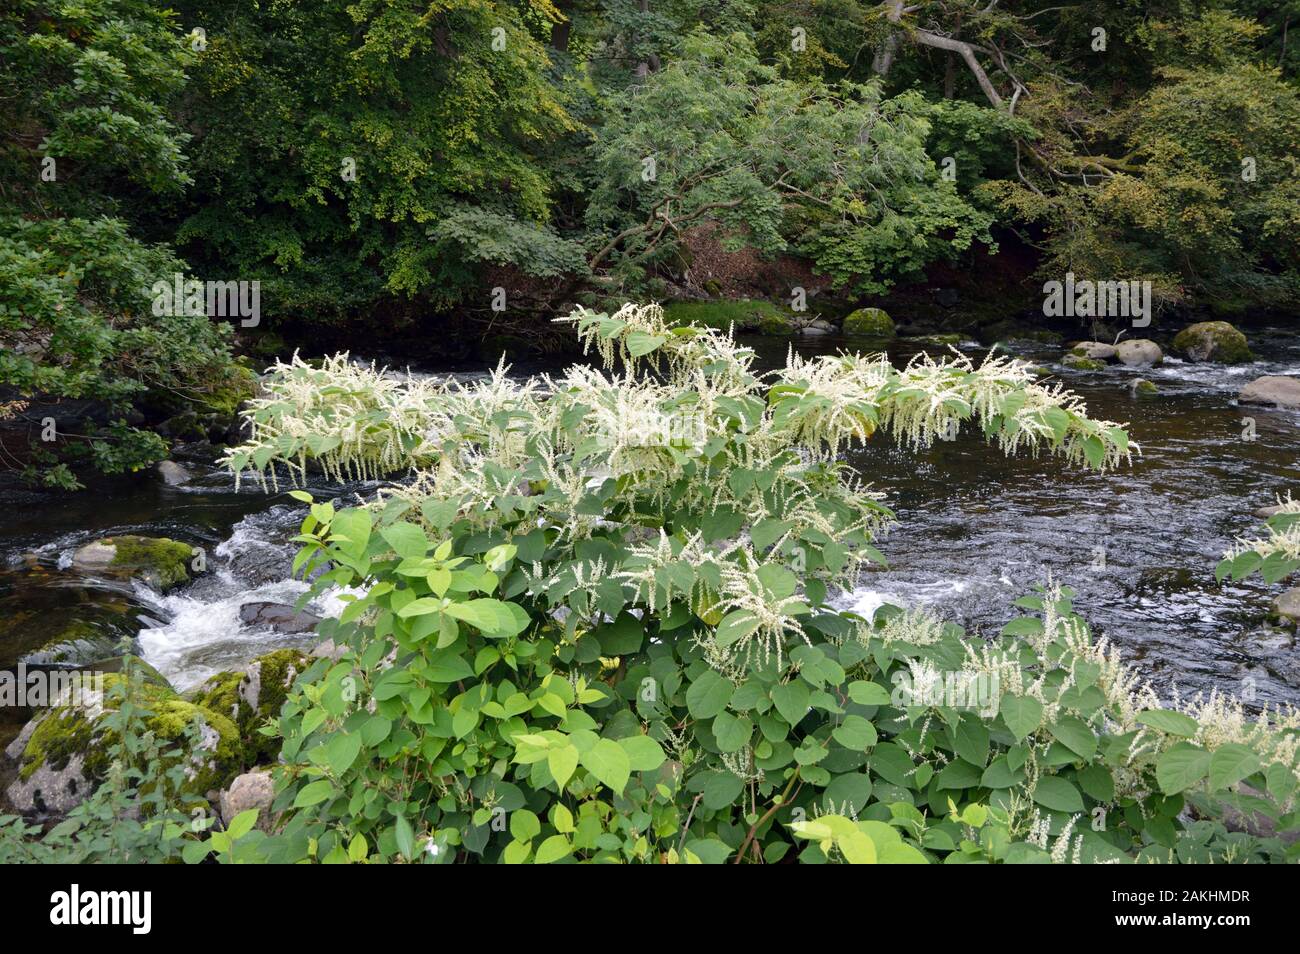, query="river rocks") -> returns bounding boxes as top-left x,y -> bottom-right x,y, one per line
1130,378 -> 1159,395
189,648 -> 310,761
17,620 -> 132,669
1115,339 -> 1163,367
72,535 -> 194,592
238,601 -> 321,634
156,460 -> 191,486
1218,783 -> 1300,846
1069,341 -> 1118,361
798,317 -> 836,336
1171,321 -> 1254,364
1271,589 -> 1300,627
842,307 -> 895,337
219,769 -> 277,831
1063,355 -> 1105,371
309,638 -> 347,661
4,671 -> 241,817
1238,376 -> 1300,410
662,299 -> 796,336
